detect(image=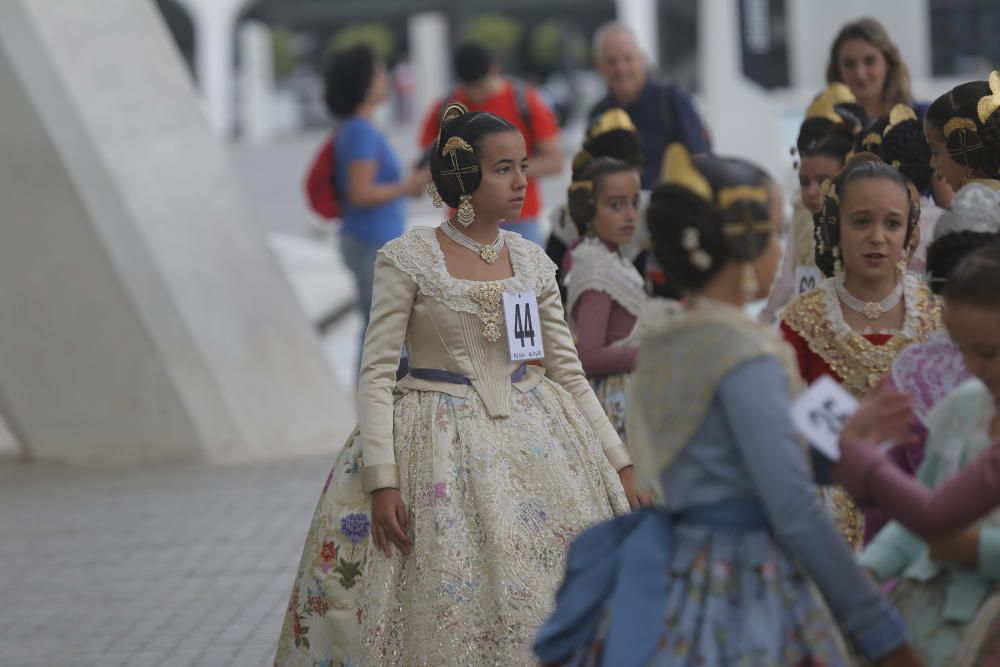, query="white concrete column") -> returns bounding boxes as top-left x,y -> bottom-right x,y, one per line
409,12 -> 450,128
0,0 -> 351,465
615,0 -> 660,67
698,0 -> 783,183
193,4 -> 236,135
239,20 -> 276,143
787,0 -> 930,89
